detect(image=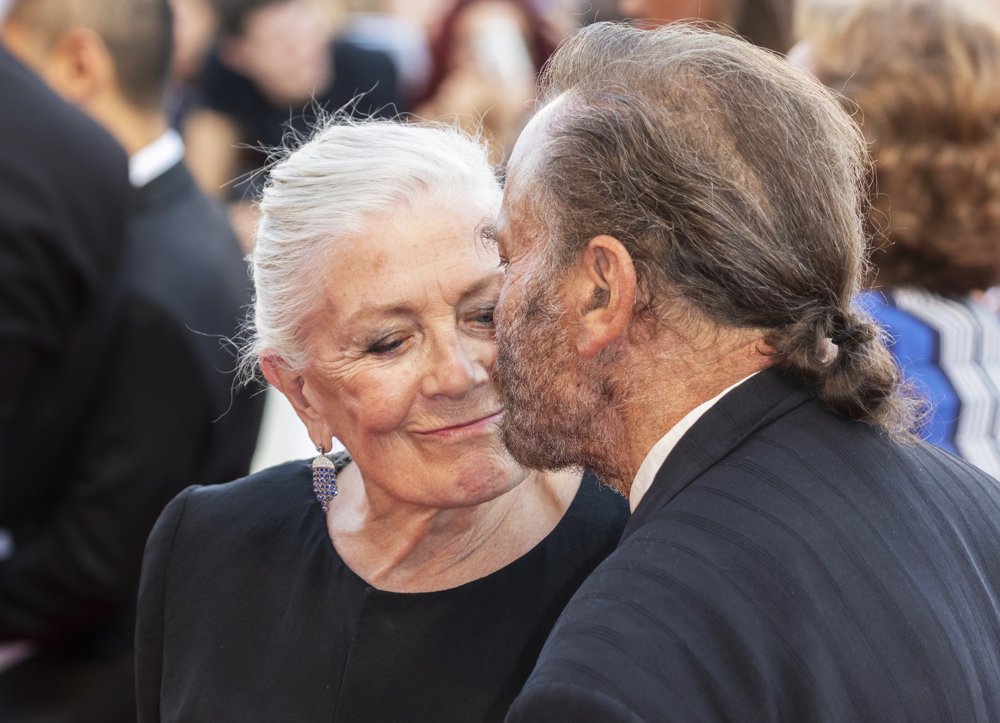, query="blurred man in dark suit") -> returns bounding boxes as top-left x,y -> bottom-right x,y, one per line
0,37 -> 132,723
491,22 -> 1000,721
1,0 -> 263,718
